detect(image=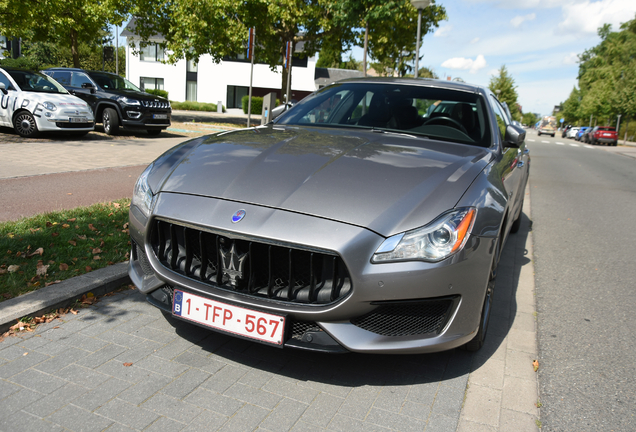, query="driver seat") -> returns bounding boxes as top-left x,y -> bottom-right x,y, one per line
452,103 -> 480,140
